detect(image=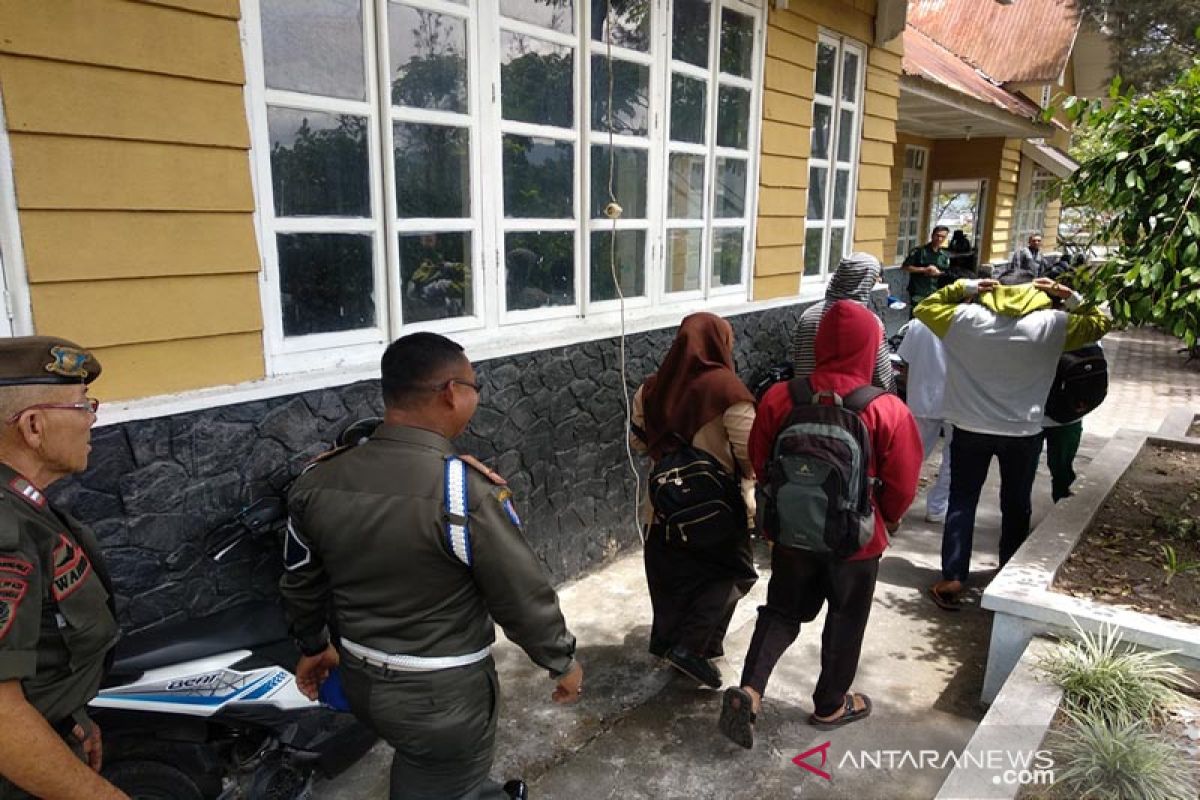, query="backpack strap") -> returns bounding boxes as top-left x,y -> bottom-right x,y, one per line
841,385 -> 886,414
444,456 -> 472,567
786,376 -> 815,406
